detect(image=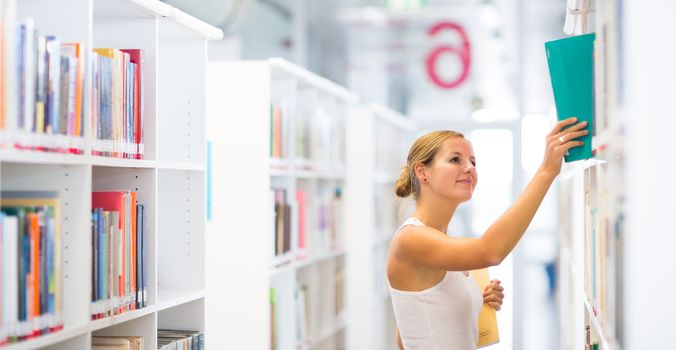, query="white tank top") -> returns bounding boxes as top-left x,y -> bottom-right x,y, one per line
389,217 -> 483,350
